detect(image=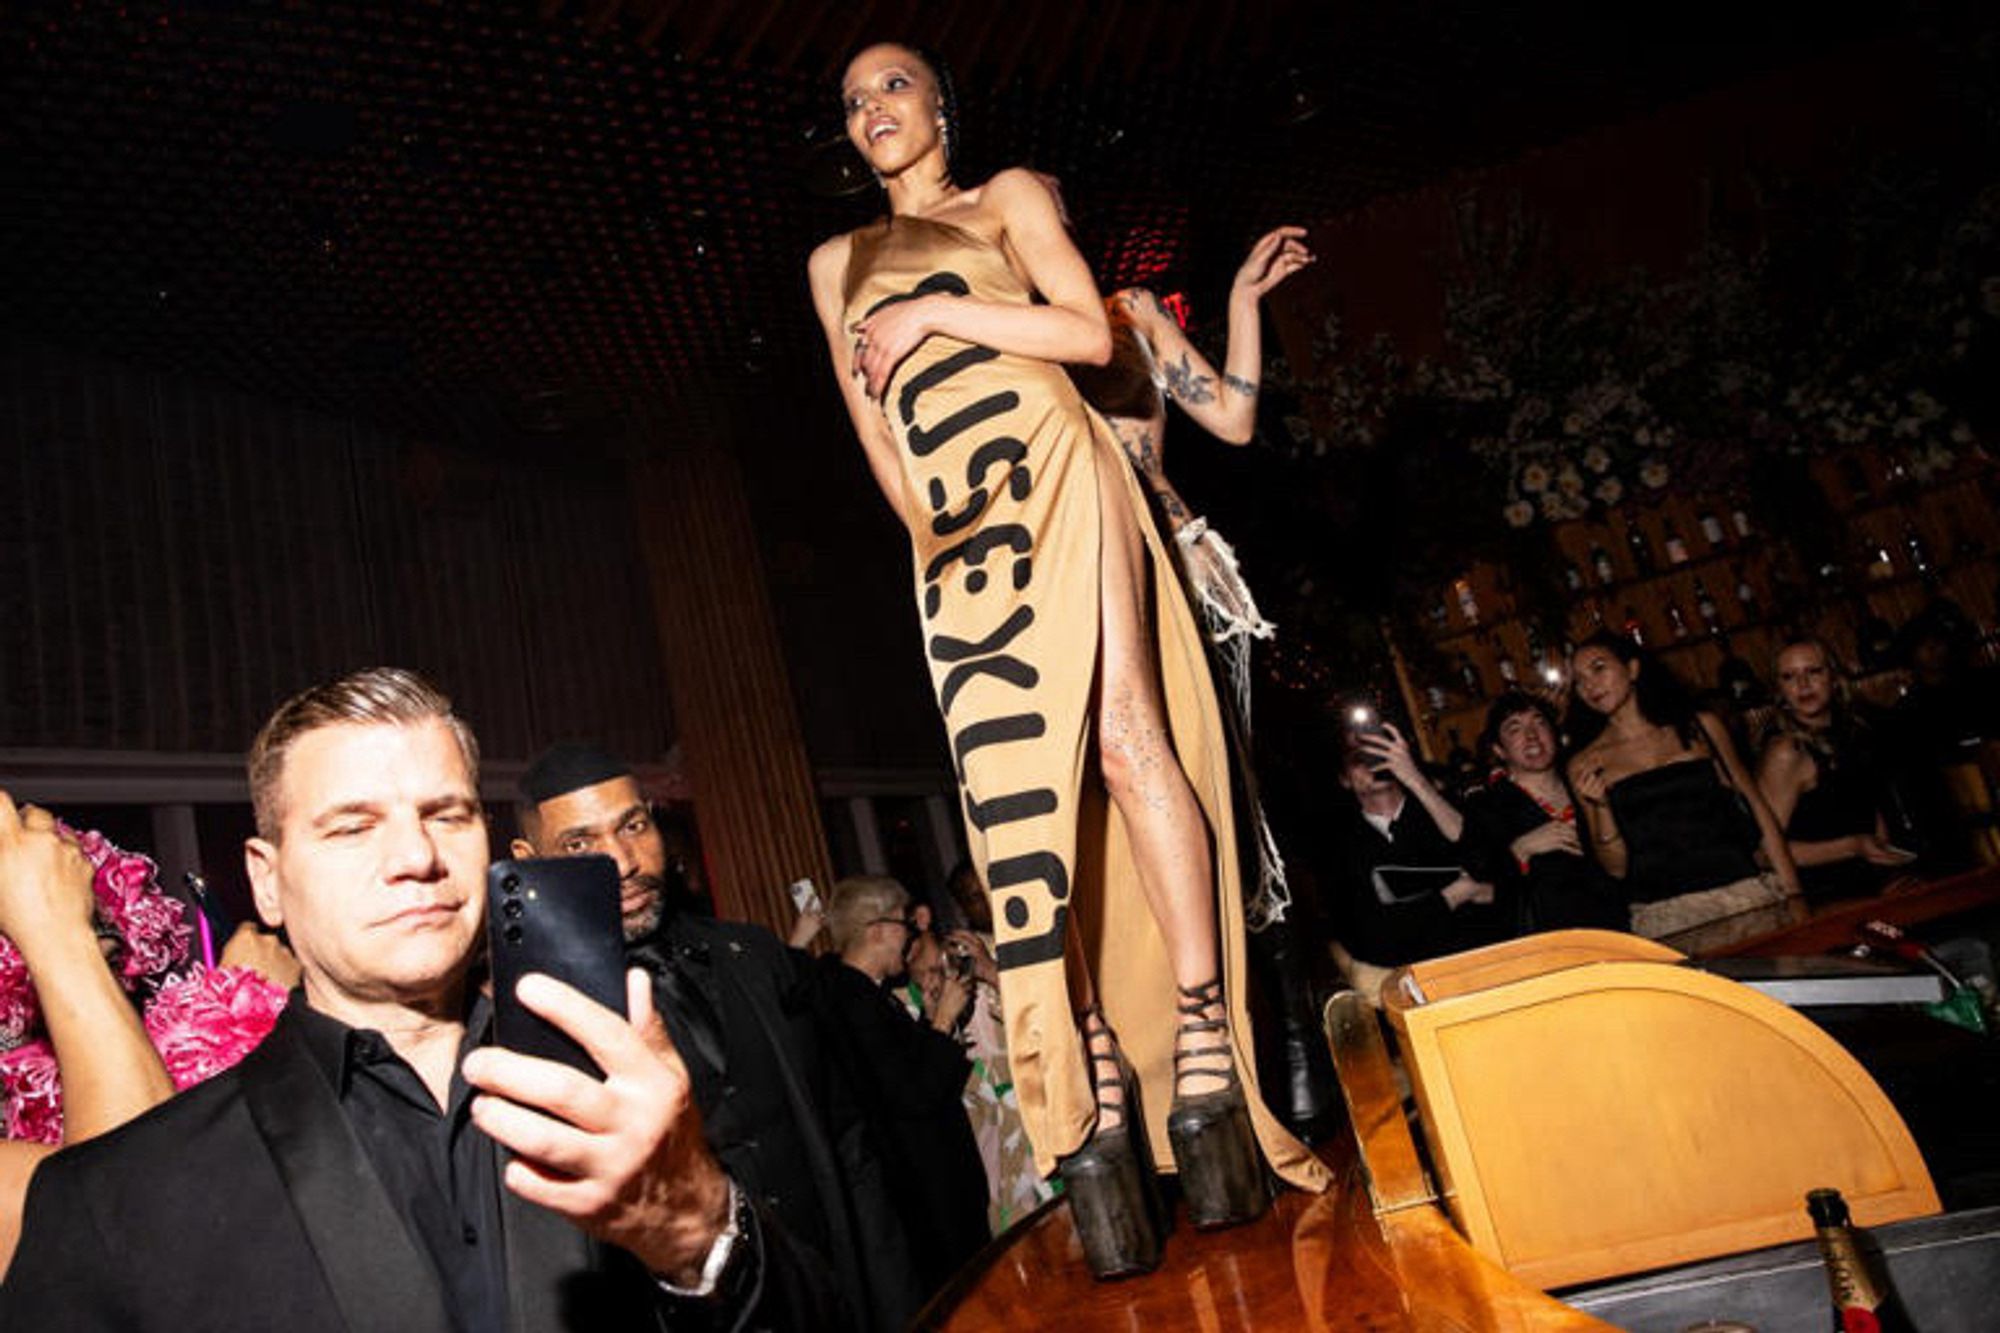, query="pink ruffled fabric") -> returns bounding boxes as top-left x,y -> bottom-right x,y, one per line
0,826 -> 276,1142
143,966 -> 288,1090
